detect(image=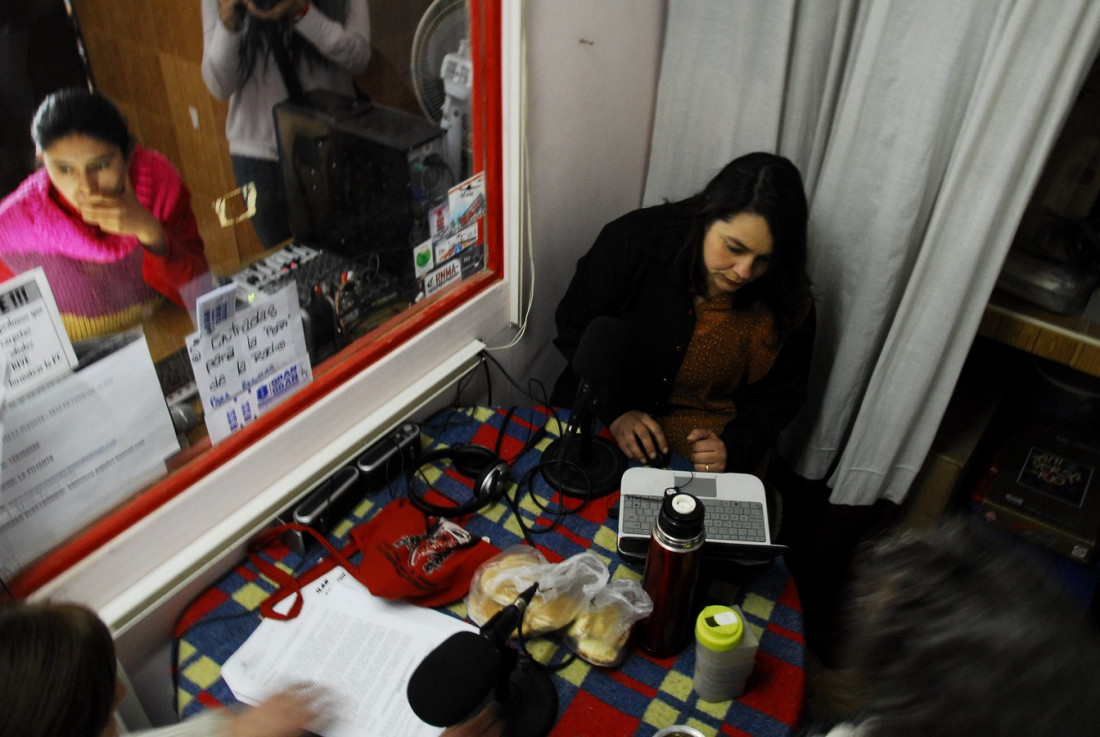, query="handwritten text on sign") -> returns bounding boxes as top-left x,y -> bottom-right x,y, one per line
187,285 -> 312,444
